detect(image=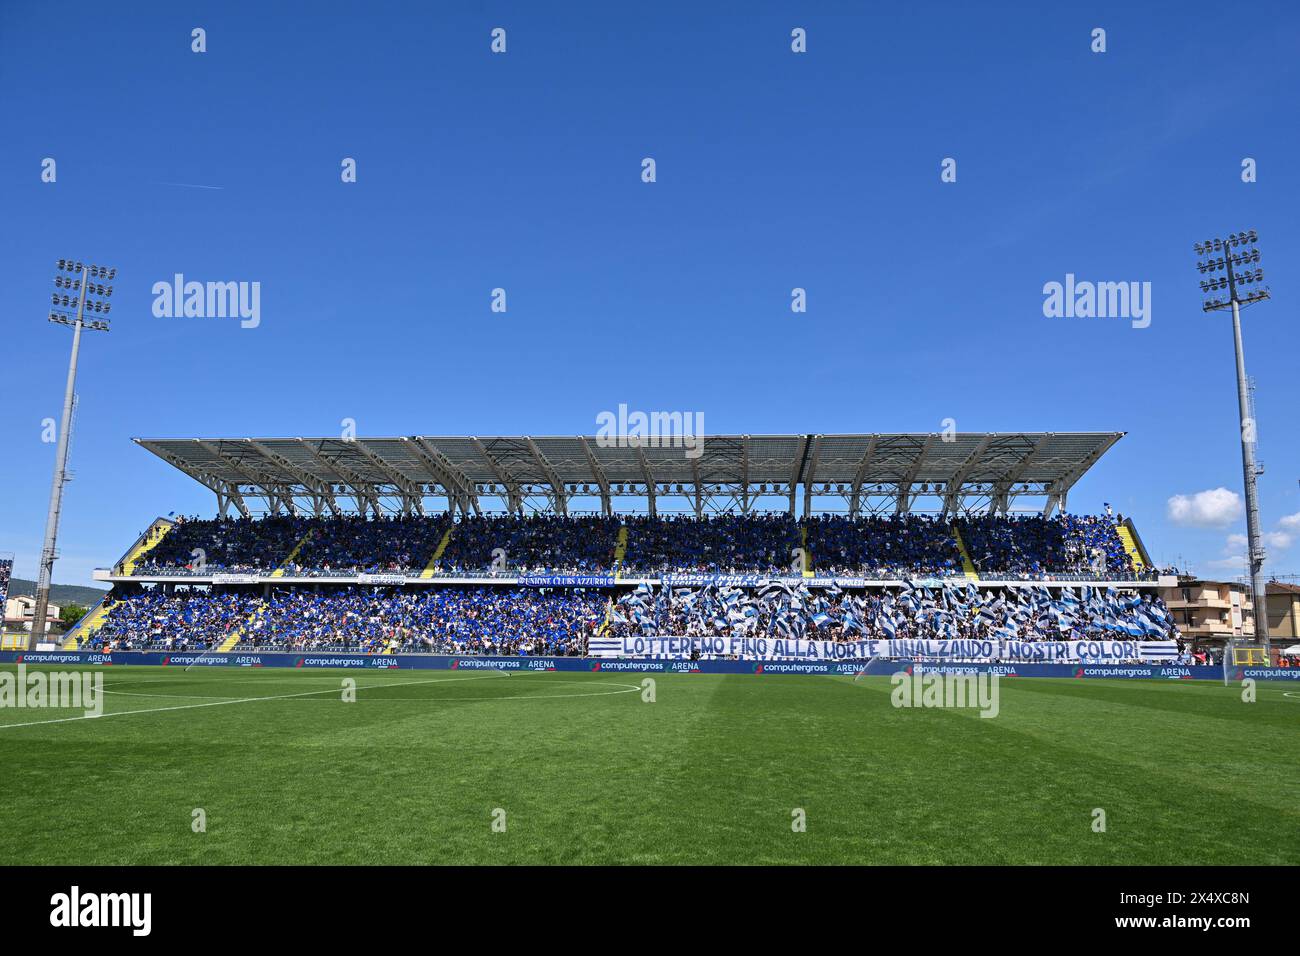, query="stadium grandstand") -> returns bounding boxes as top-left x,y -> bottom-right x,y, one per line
65,431 -> 1178,657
